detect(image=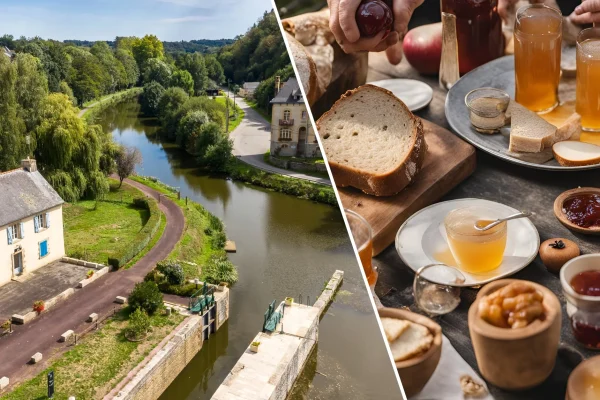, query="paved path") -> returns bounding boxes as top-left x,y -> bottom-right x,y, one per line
0,178 -> 184,385
228,95 -> 331,186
